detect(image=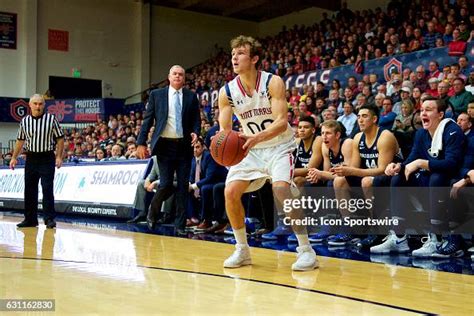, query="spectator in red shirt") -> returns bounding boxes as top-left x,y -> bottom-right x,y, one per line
414,65 -> 428,91
347,76 -> 359,95
289,87 -> 300,106
427,61 -> 442,81
298,101 -> 313,119
426,78 -> 440,97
